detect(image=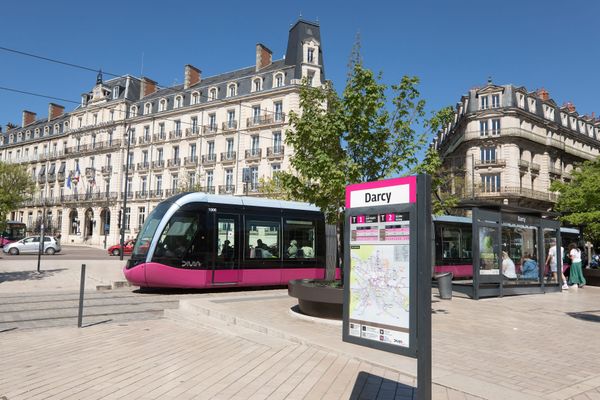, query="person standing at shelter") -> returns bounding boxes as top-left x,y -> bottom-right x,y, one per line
502,251 -> 517,279
545,238 -> 568,290
568,242 -> 586,288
